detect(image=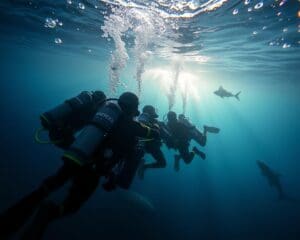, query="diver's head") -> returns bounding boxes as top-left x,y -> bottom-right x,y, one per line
92,91 -> 106,104
178,114 -> 185,120
167,111 -> 177,122
118,92 -> 140,117
143,105 -> 158,118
